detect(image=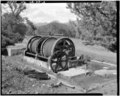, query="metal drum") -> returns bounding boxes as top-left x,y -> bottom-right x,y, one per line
41,37 -> 57,57
25,36 -> 76,73
26,36 -> 75,58
27,36 -> 41,54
